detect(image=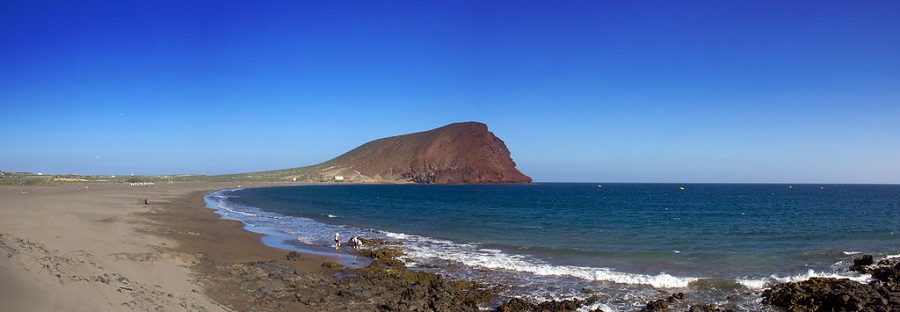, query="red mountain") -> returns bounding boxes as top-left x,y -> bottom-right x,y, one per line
229,122 -> 531,184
